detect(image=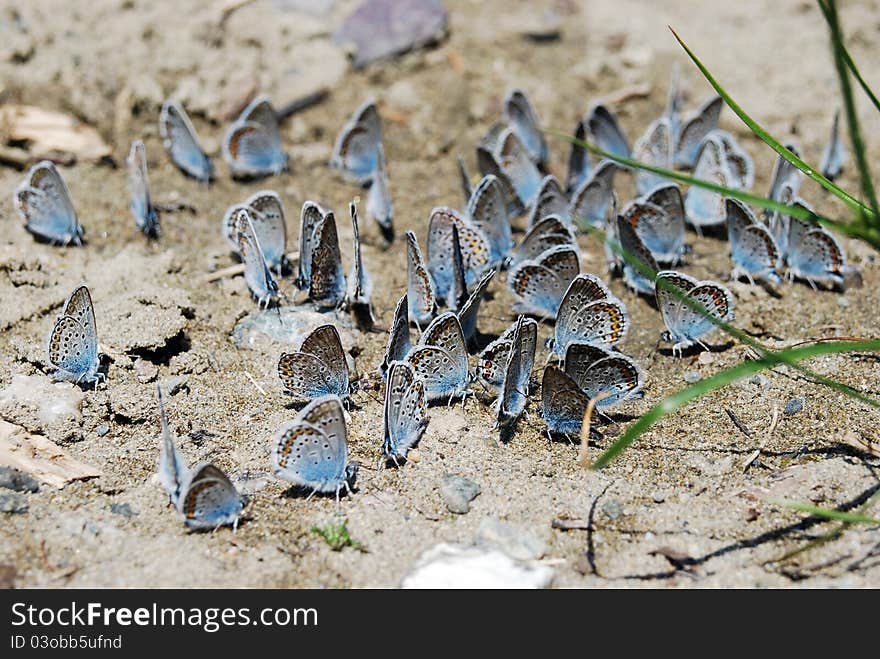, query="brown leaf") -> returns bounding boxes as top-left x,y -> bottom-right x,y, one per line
0,419 -> 103,488
0,105 -> 111,163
